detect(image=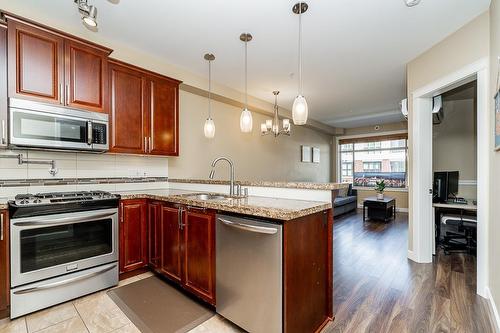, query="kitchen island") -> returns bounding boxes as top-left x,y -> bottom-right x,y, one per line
118,188 -> 334,333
